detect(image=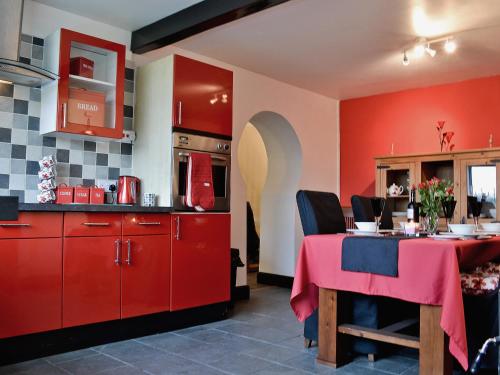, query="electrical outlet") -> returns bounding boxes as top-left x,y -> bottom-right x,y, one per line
122,130 -> 136,143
